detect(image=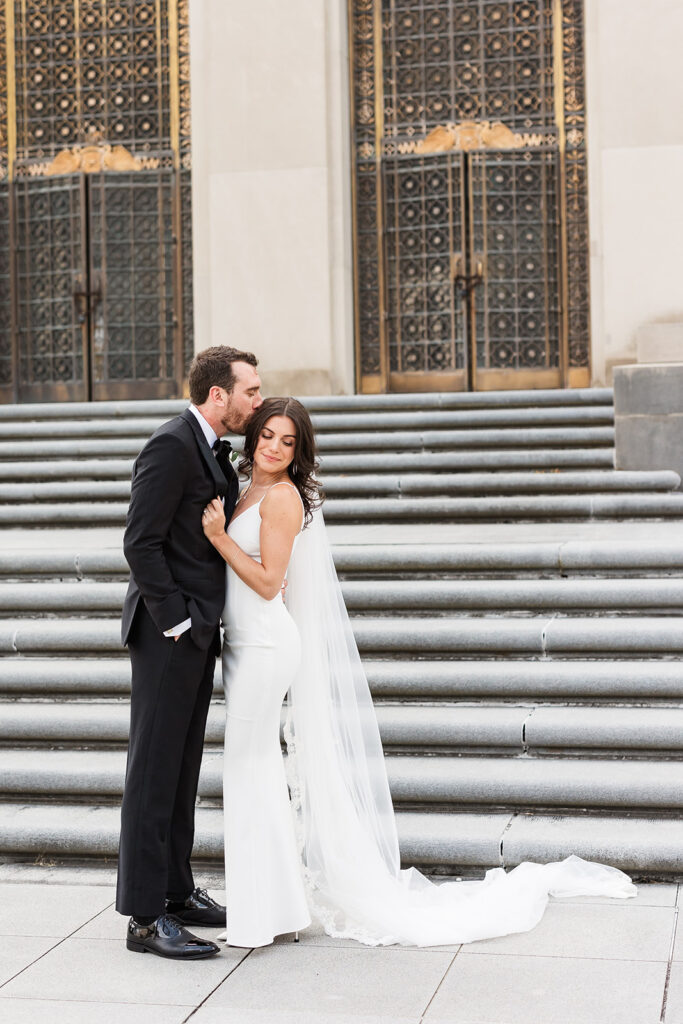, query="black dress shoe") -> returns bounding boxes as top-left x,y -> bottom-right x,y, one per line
126,914 -> 220,959
166,887 -> 227,927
